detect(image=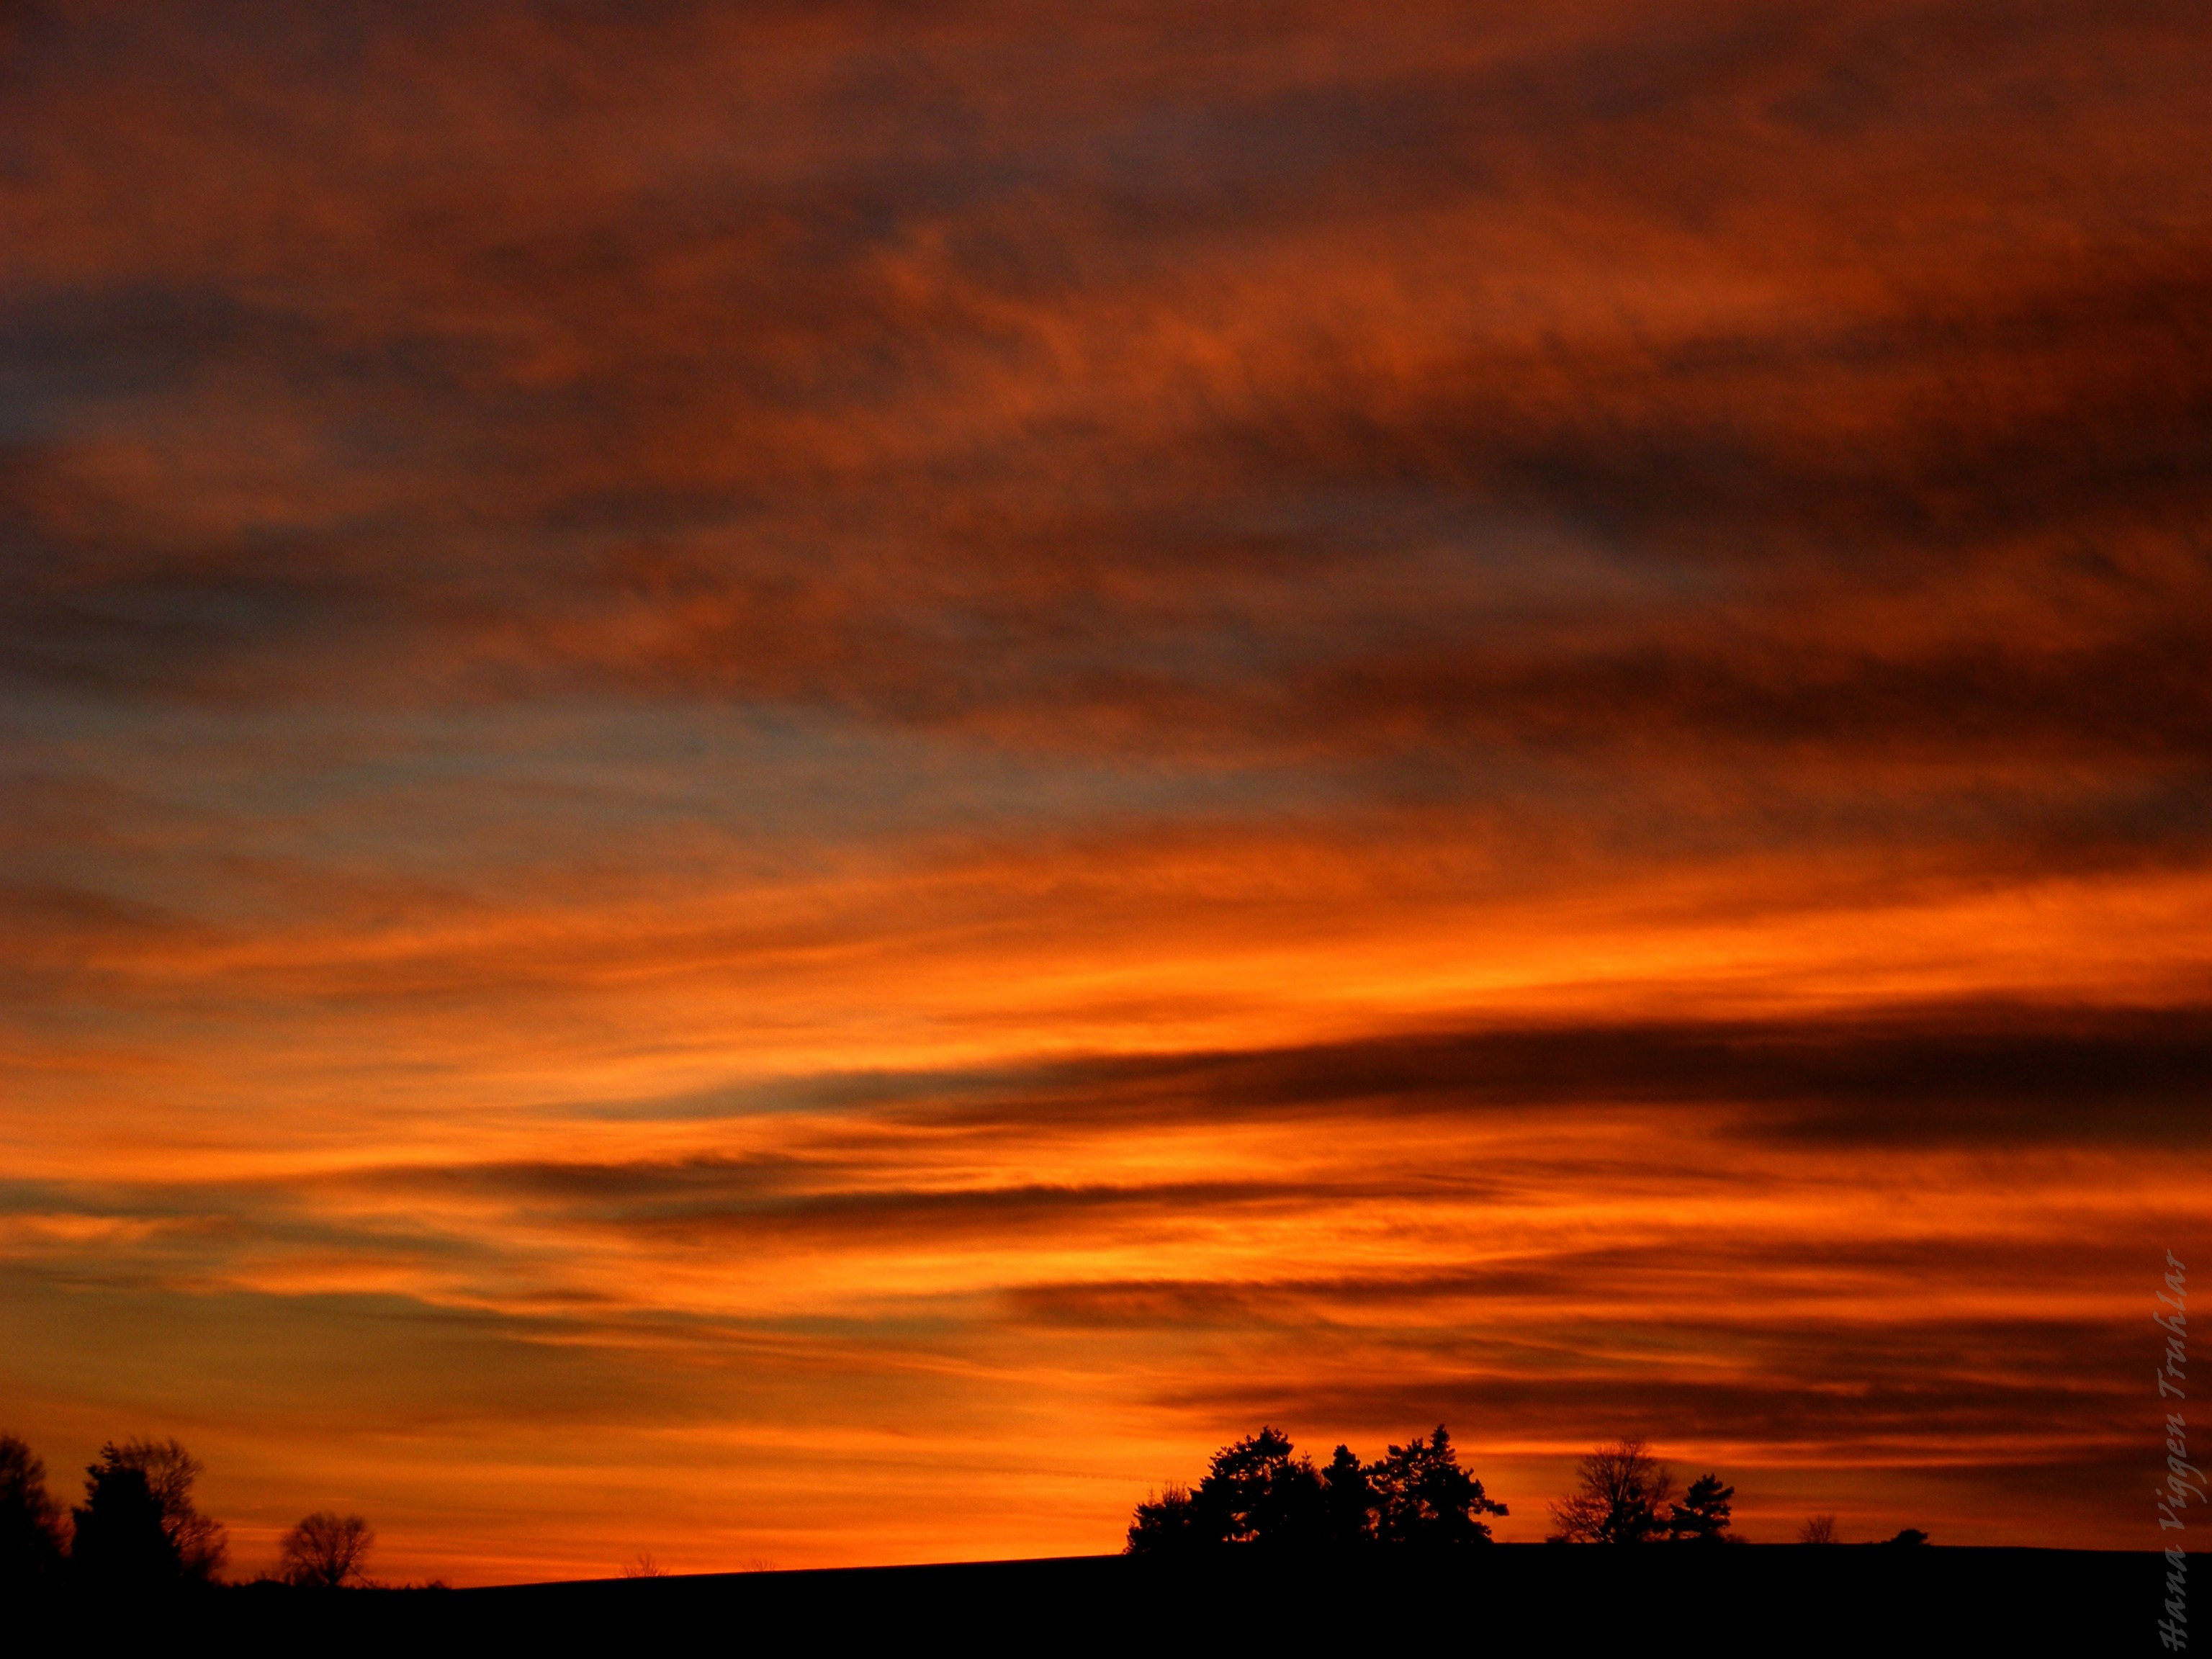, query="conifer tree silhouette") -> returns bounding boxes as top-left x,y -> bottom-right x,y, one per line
72,1439 -> 226,1588
1319,1444 -> 1377,1548
1189,1427 -> 1323,1548
1668,1474 -> 1735,1542
1365,1426 -> 1507,1546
